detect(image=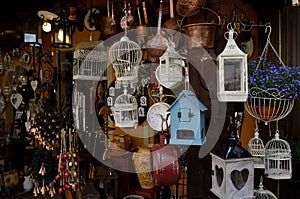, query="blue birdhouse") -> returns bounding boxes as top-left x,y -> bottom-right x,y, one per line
168,90 -> 207,146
